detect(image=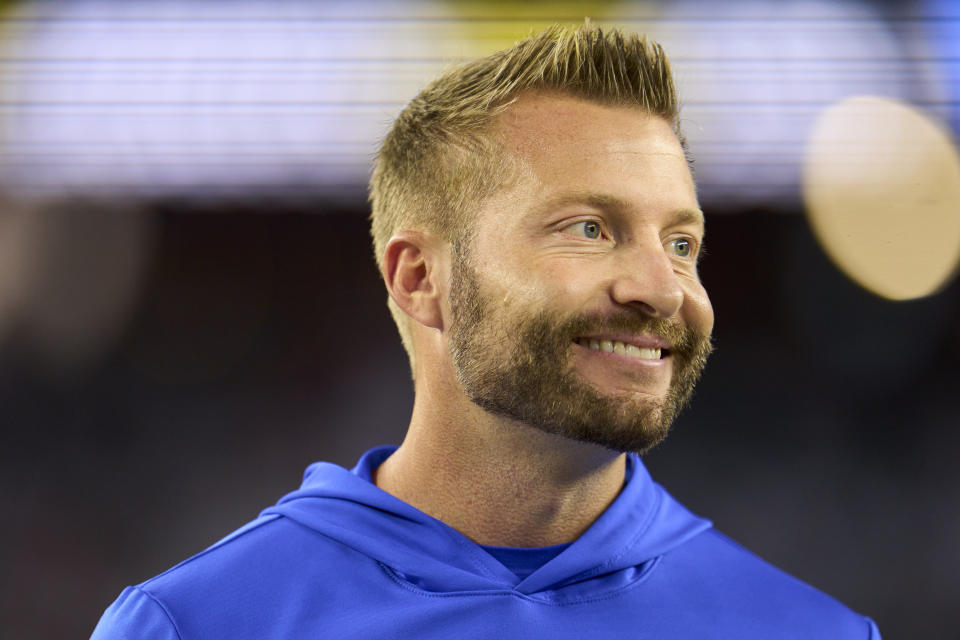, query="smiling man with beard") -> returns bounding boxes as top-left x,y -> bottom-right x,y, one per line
92,24 -> 880,640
